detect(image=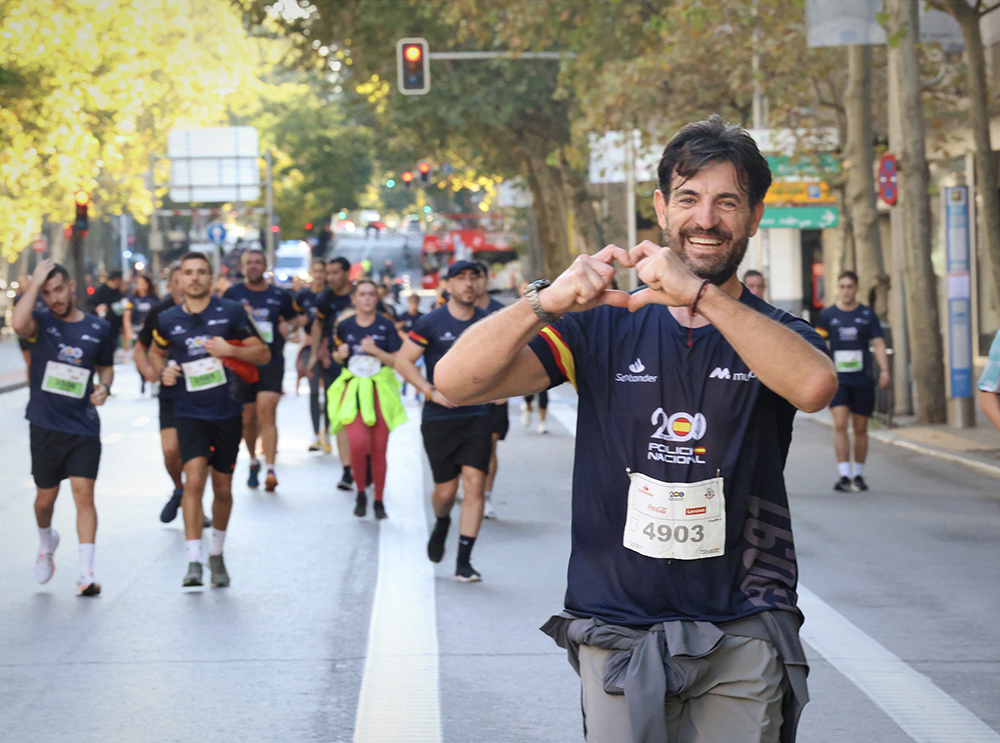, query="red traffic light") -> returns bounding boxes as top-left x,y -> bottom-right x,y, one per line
404,45 -> 422,63
270,225 -> 280,233
74,190 -> 90,206
397,38 -> 429,95
418,162 -> 430,174
304,222 -> 313,230
401,171 -> 414,183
